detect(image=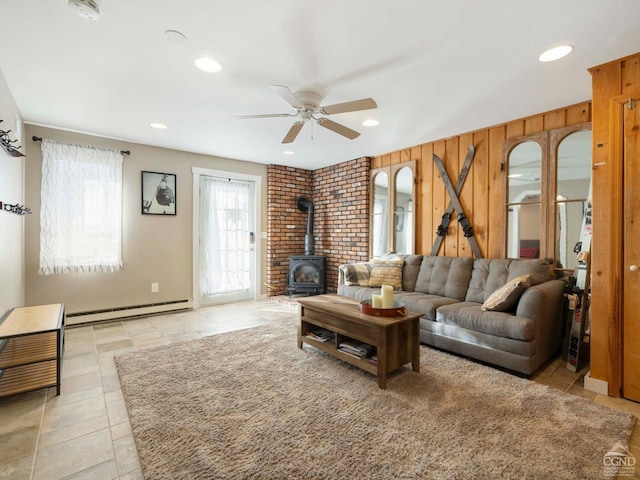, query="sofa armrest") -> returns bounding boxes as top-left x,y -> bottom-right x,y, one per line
338,262 -> 371,287
516,279 -> 565,361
